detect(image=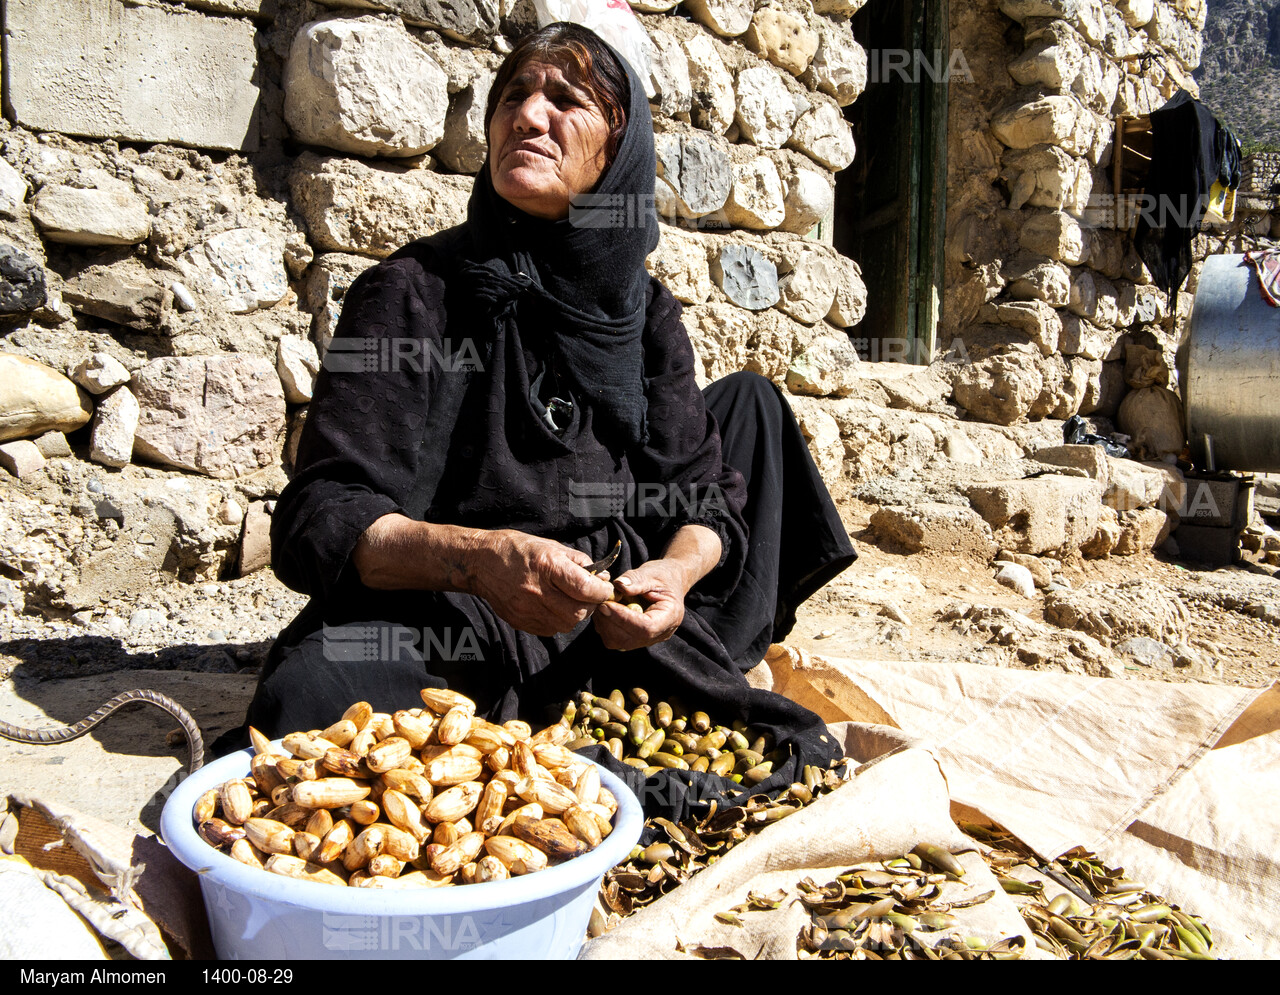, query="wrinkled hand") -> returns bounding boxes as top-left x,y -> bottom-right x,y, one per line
592,559 -> 691,652
470,530 -> 614,637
